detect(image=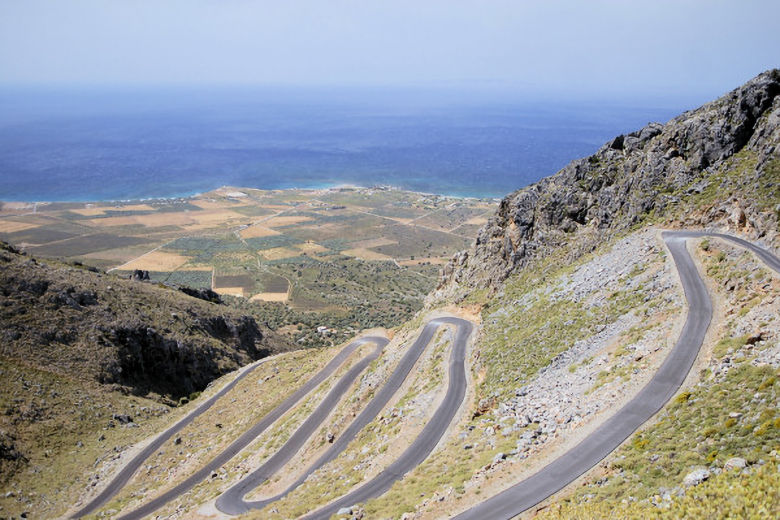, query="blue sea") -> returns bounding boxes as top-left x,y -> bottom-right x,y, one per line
0,86 -> 689,201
